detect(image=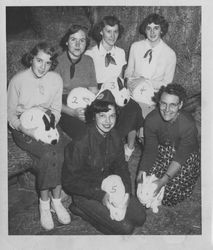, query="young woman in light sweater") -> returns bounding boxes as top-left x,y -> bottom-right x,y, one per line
7,42 -> 71,231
